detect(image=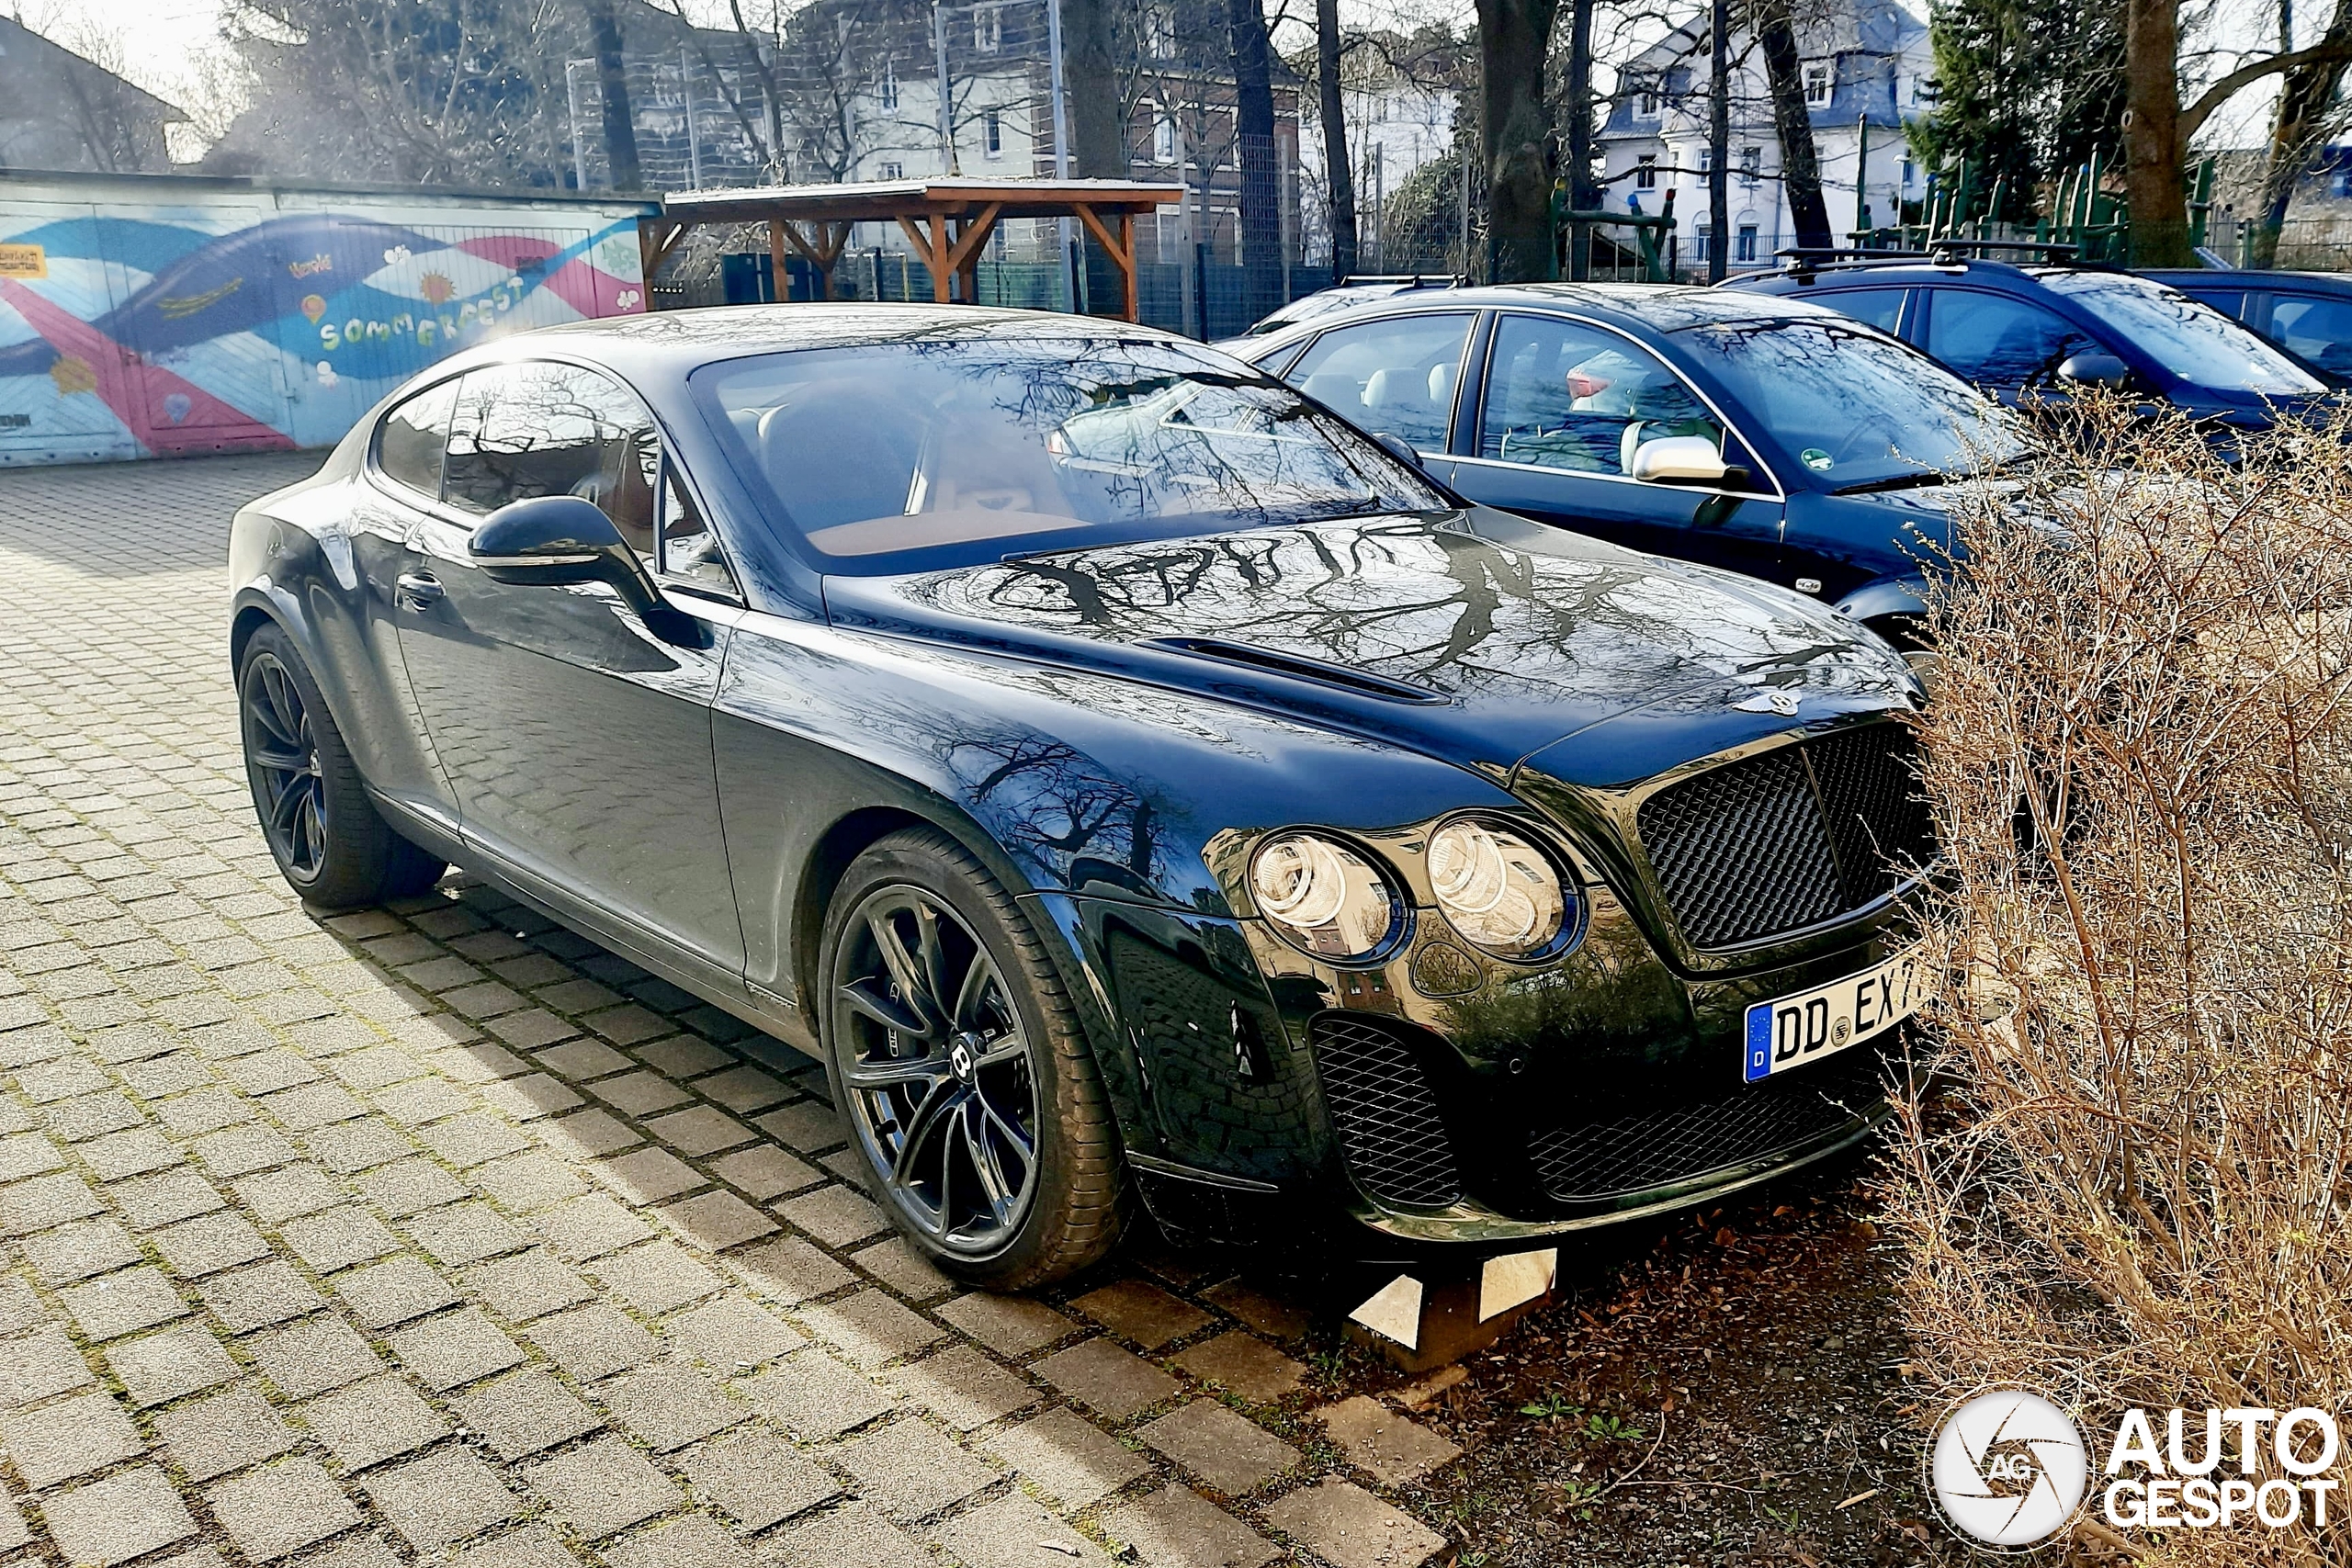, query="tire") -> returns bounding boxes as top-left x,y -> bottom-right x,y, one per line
817,826 -> 1126,1290
237,623 -> 446,910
